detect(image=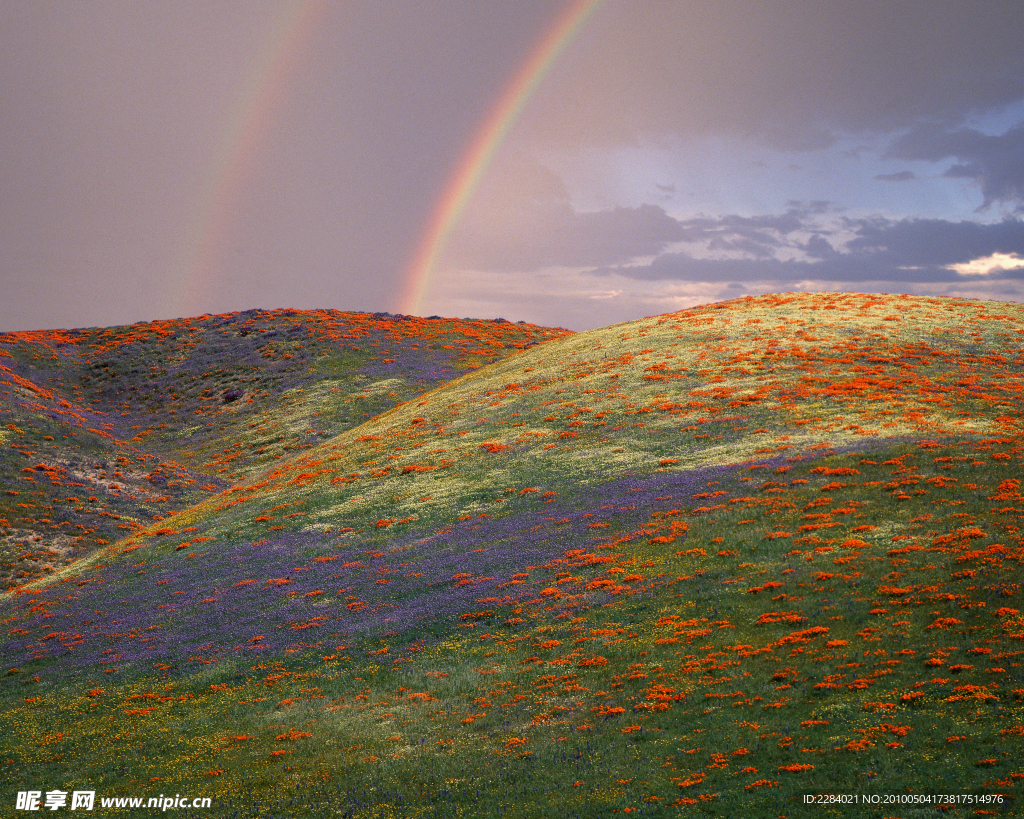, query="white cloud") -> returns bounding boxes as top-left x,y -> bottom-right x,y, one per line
948,252 -> 1024,276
